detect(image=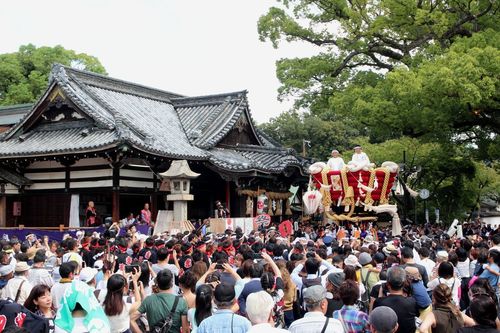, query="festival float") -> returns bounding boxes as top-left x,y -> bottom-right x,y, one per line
306,158 -> 403,233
